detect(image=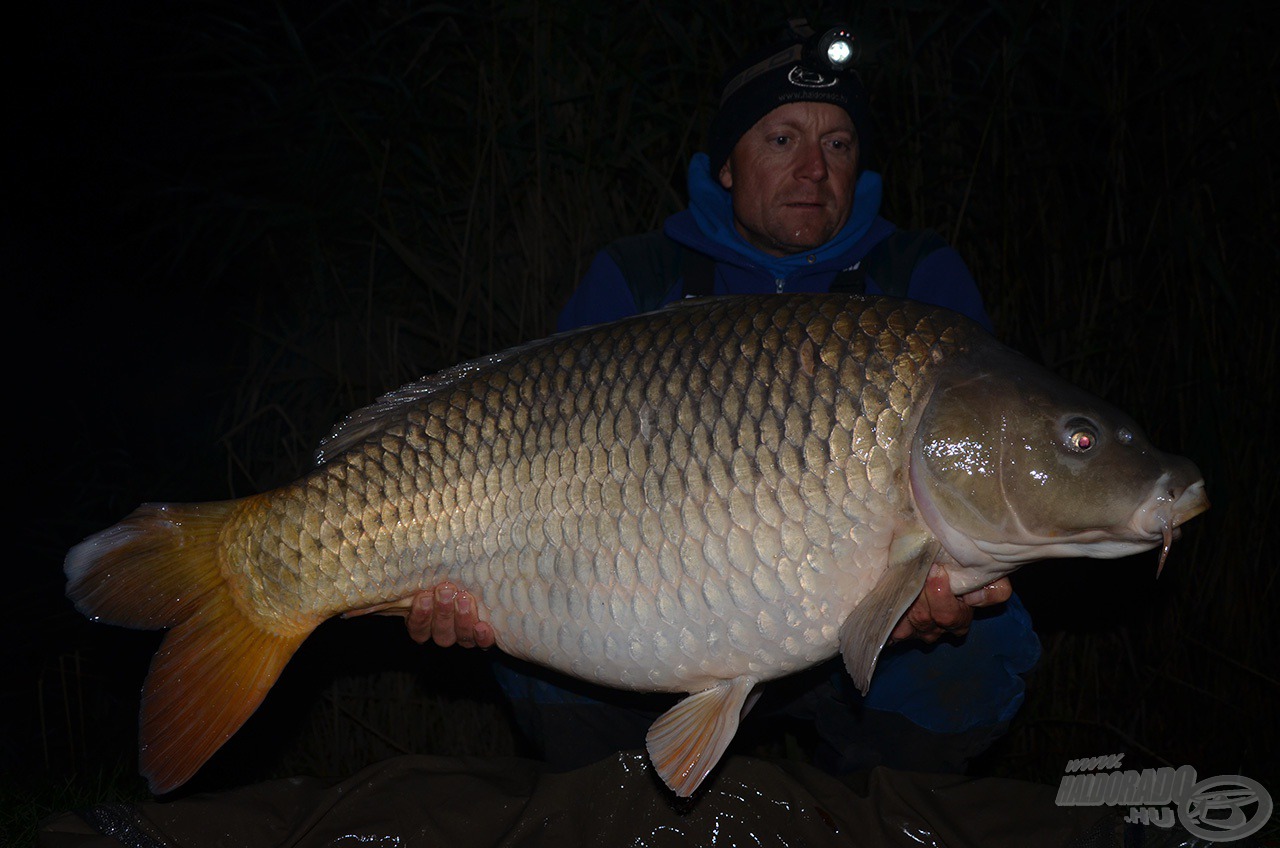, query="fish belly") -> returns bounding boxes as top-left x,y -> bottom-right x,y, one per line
476,545 -> 871,693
